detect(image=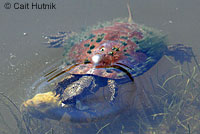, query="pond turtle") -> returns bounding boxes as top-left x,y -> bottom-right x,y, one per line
21,1 -> 194,123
